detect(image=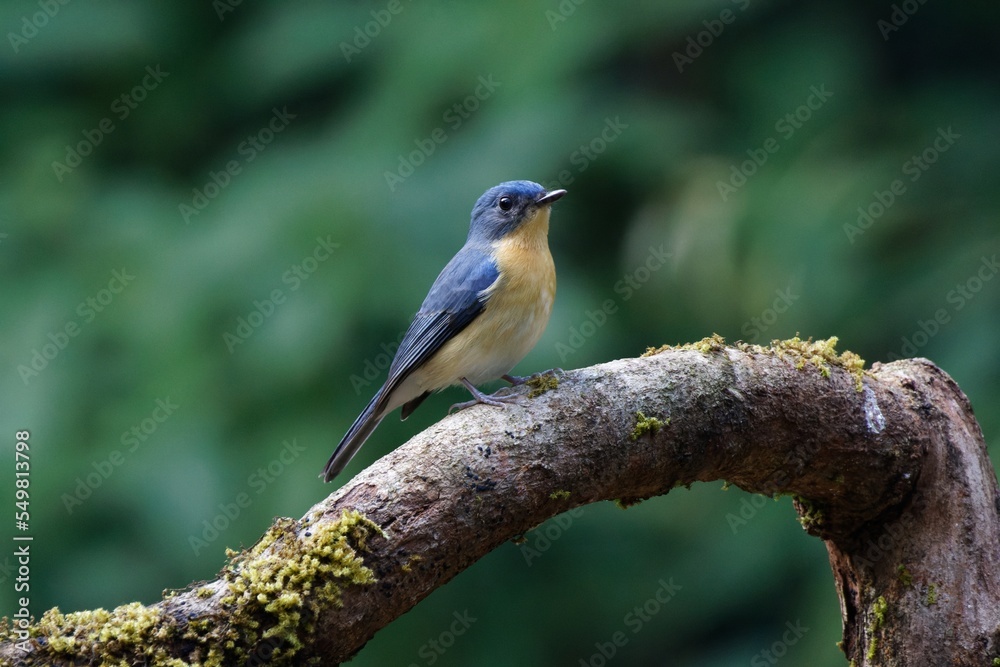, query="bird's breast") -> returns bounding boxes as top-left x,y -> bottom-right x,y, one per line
409,232 -> 556,391
459,239 -> 556,384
